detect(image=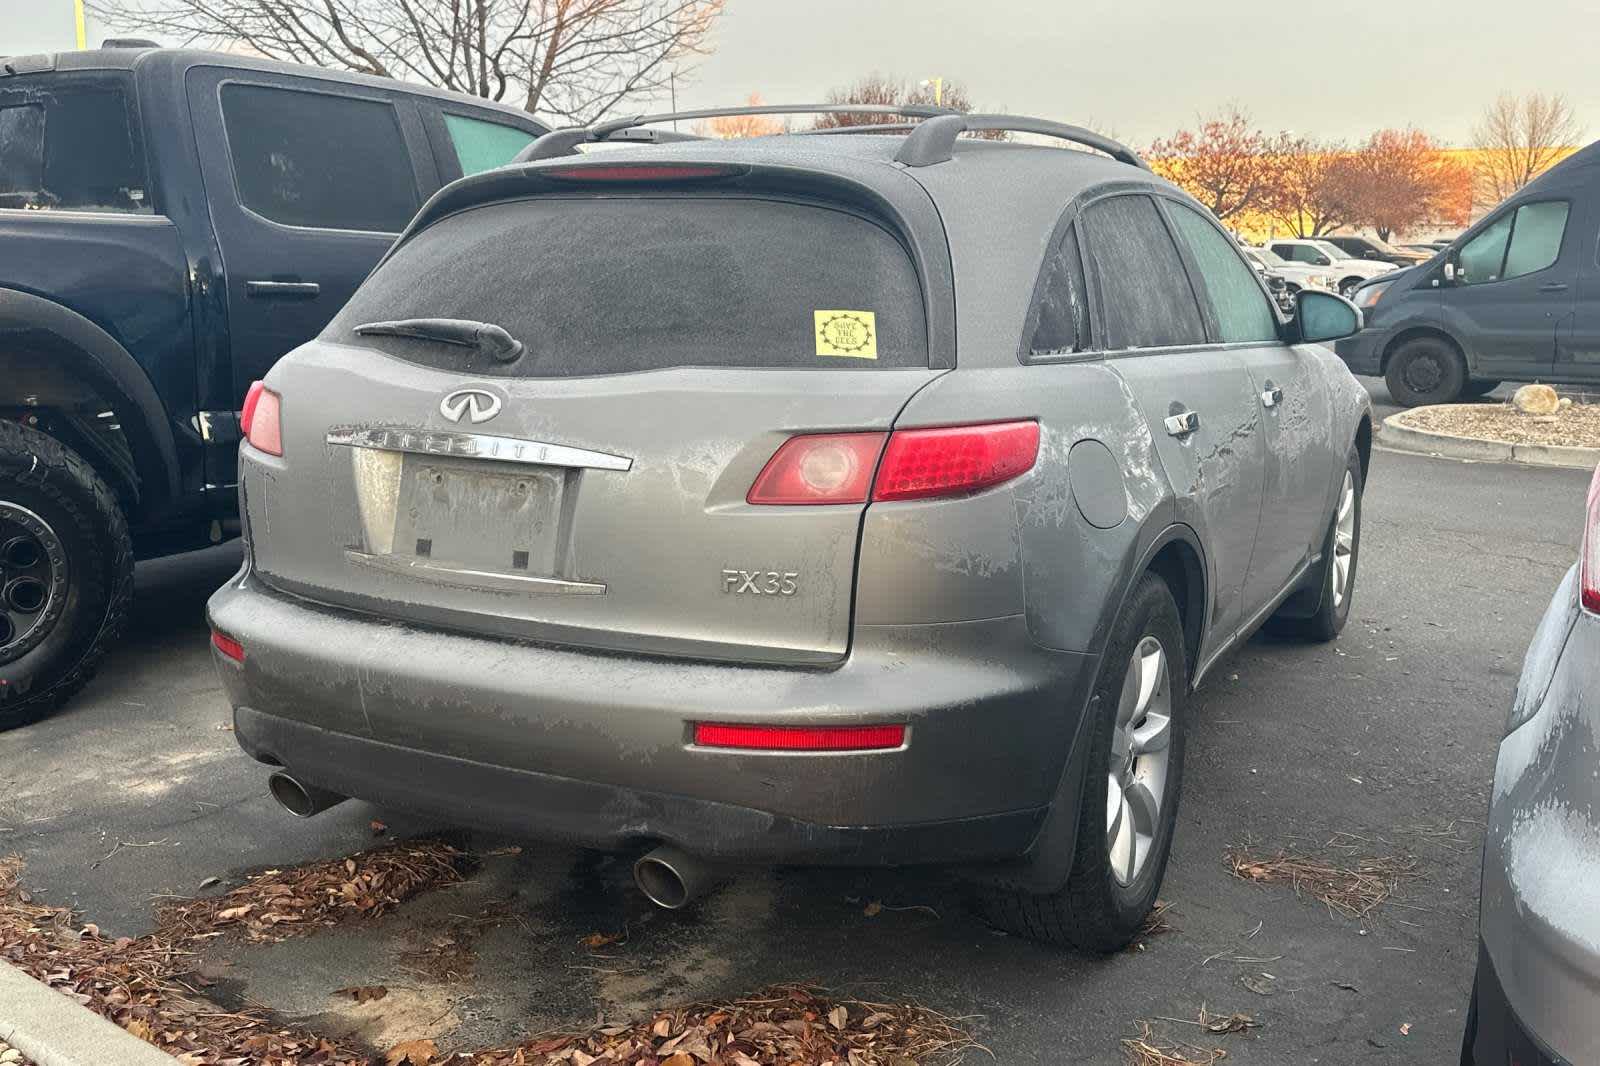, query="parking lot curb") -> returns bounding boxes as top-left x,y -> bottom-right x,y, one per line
1379,410 -> 1600,470
0,961 -> 179,1066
